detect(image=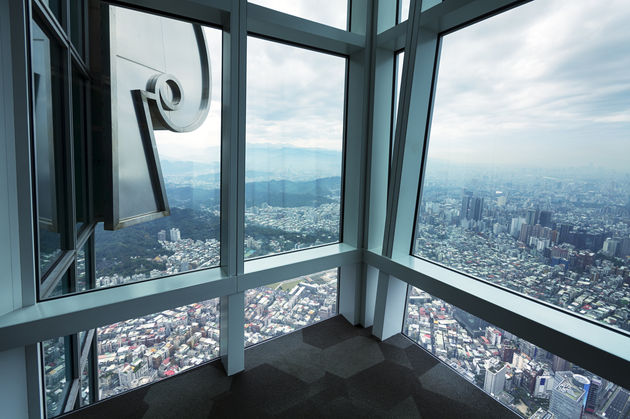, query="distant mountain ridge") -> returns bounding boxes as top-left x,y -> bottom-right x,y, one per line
165,176 -> 342,209
161,144 -> 343,182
